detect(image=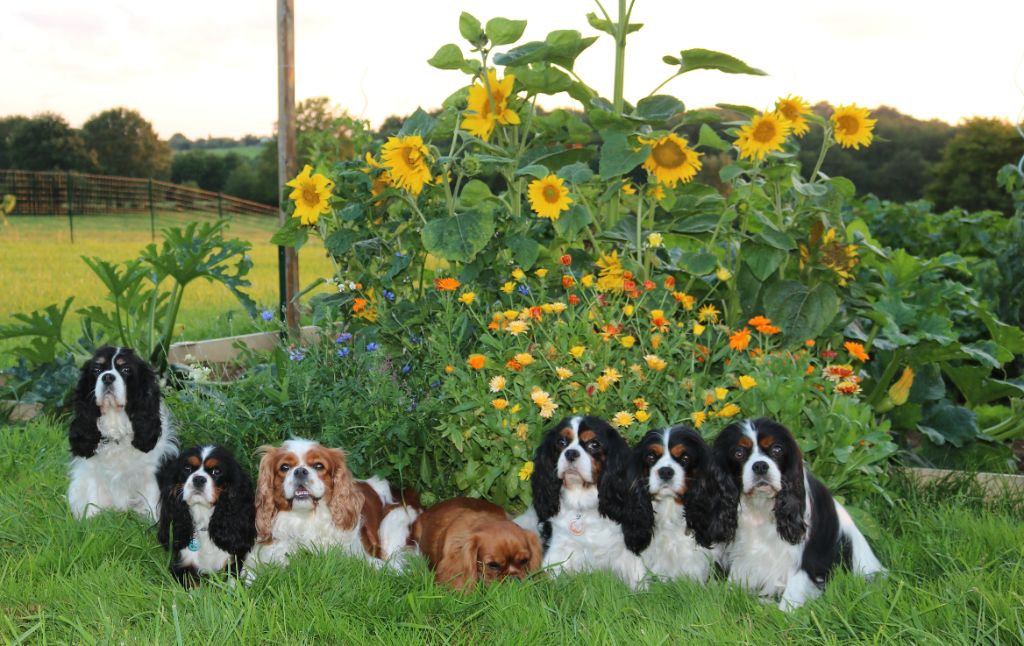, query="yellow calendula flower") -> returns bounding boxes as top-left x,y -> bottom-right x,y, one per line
528,174 -> 573,220
569,345 -> 585,359
738,375 -> 757,390
535,268 -> 548,278
715,387 -> 729,401
518,461 -> 534,480
775,95 -> 812,137
550,302 -> 567,314
650,333 -> 662,350
462,69 -> 520,141
611,411 -> 635,428
735,111 -> 792,162
644,354 -> 667,371
623,305 -> 635,316
716,267 -> 733,281
516,423 -> 529,440
698,303 -> 720,323
831,104 -> 876,150
531,387 -> 558,418
717,403 -> 741,418
503,309 -> 519,320
511,268 -> 526,281
693,322 -> 706,336
507,320 -> 529,336
633,397 -> 649,410
286,164 -> 334,225
492,398 -> 509,410
444,365 -> 455,374
501,281 -> 515,294
640,133 -> 702,187
691,411 -> 707,428
381,135 -> 432,196
635,409 -> 651,423
458,291 -> 476,304
581,274 -> 595,288
647,232 -> 664,248
515,352 -> 535,366
629,363 -> 645,378
510,403 -> 522,413
489,375 -> 507,392
619,335 -> 636,349
555,367 -> 573,380
621,182 -> 637,195
595,251 -> 626,293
